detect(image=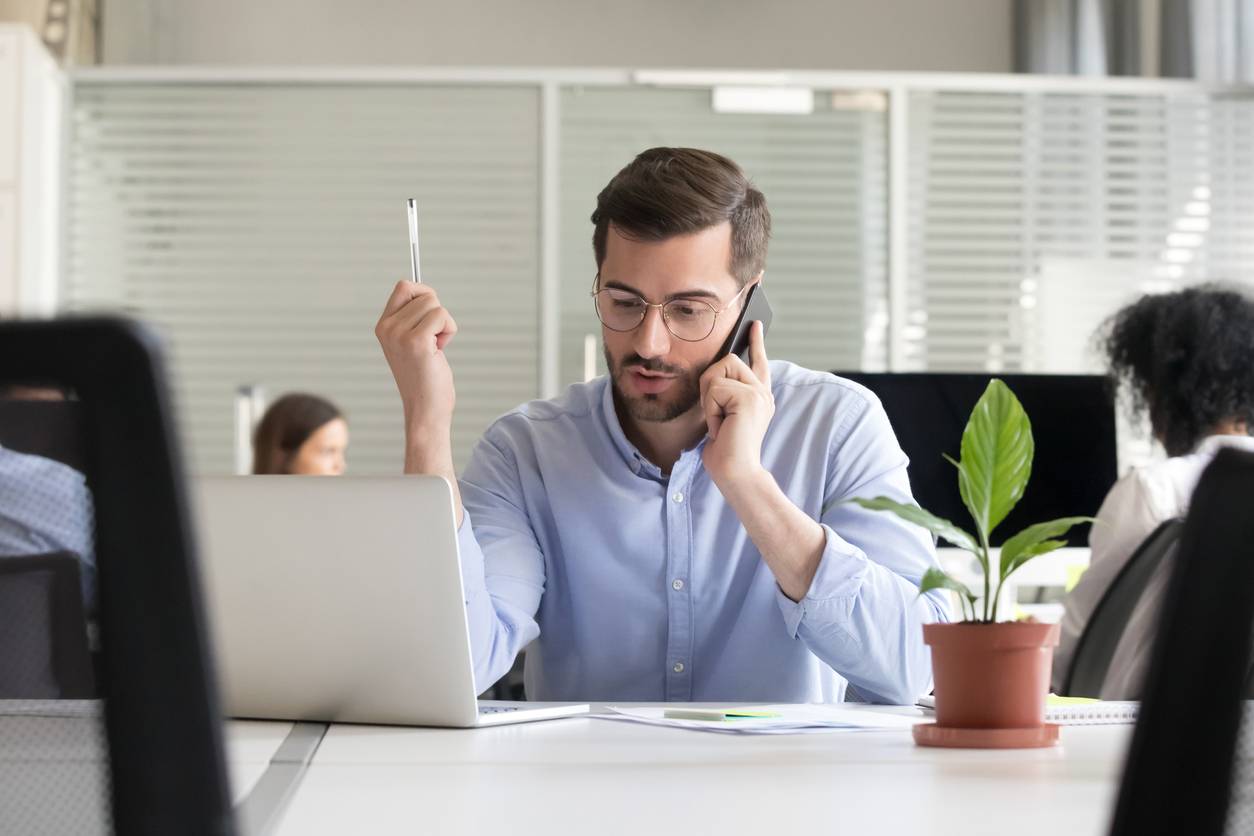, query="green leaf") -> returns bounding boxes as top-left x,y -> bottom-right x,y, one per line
847,497 -> 979,552
1000,541 -> 1068,588
957,379 -> 1034,540
918,567 -> 978,621
998,516 -> 1095,580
